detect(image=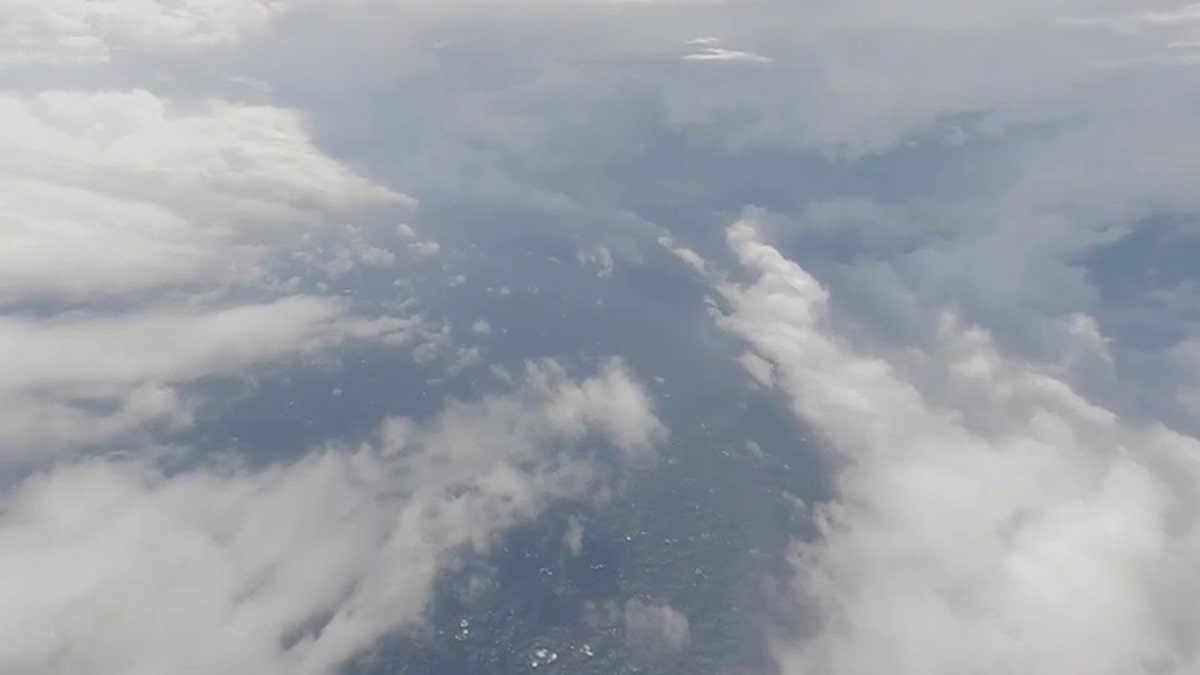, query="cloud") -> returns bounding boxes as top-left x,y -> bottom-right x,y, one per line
0,297 -> 419,457
563,514 -> 585,556
0,359 -> 665,674
7,1 -> 1199,674
577,244 -> 615,277
0,41 -> 421,459
623,599 -> 691,655
699,219 -> 1200,675
0,0 -> 310,66
0,89 -> 407,303
682,46 -> 771,63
